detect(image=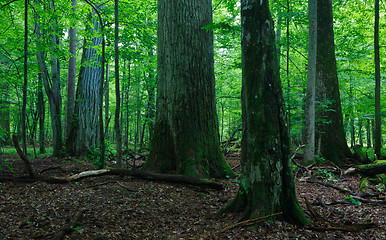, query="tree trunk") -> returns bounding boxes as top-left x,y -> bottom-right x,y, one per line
144,0 -> 233,178
34,7 -> 63,156
21,0 -> 28,155
114,0 -> 122,168
366,119 -> 372,148
37,73 -> 46,154
304,0 -> 317,162
0,84 -> 10,145
316,0 -> 352,163
220,0 -> 308,225
374,0 -> 382,157
105,63 -> 110,139
66,0 -> 77,140
70,8 -> 102,155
